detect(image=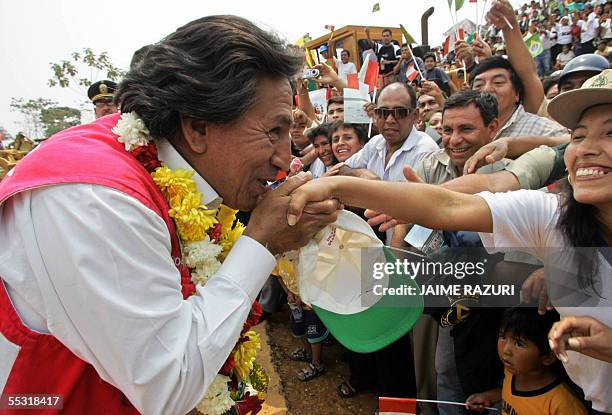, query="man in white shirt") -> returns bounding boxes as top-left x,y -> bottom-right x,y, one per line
0,15 -> 339,415
336,50 -> 357,81
345,82 -> 438,242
